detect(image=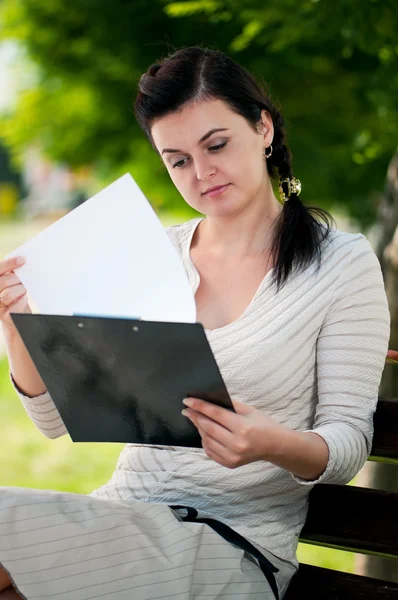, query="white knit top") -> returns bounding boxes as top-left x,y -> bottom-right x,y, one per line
12,216 -> 391,569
